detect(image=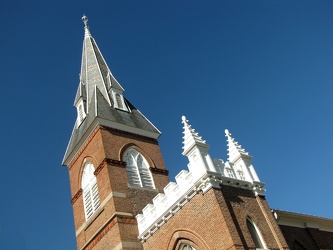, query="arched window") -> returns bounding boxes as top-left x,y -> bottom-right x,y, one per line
82,162 -> 100,220
178,244 -> 196,250
124,149 -> 154,188
246,218 -> 267,249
